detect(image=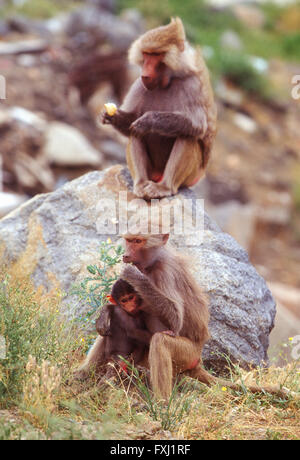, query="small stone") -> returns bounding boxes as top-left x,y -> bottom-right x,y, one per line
43,122 -> 103,167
